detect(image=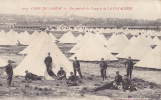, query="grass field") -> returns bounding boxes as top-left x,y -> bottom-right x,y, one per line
0,42 -> 161,100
